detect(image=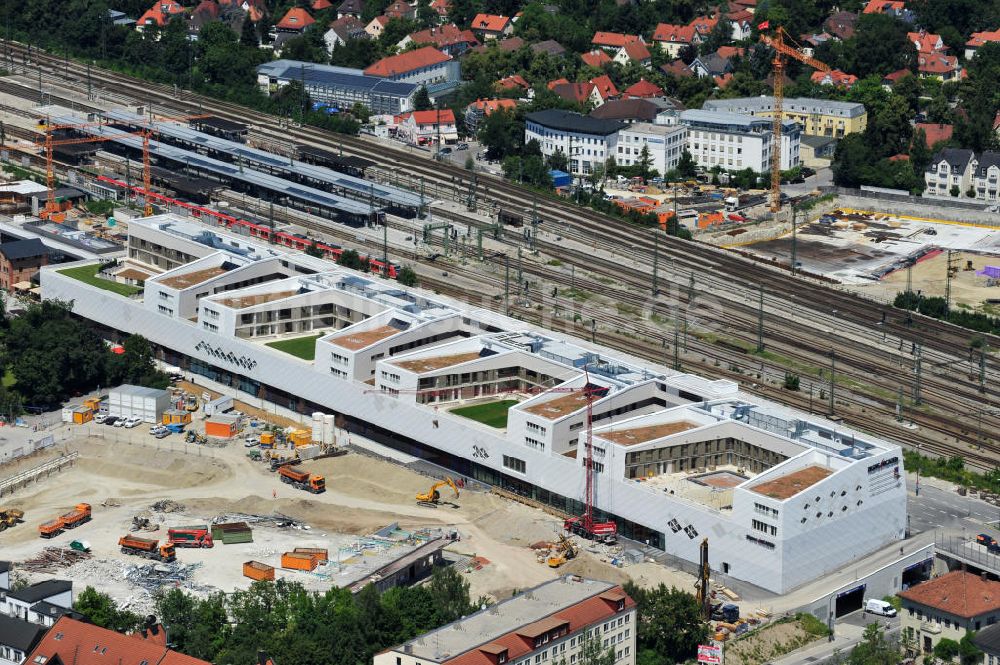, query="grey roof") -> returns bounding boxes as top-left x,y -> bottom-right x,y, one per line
8,579 -> 71,604
703,96 -> 866,118
0,238 -> 49,261
530,40 -> 566,57
0,614 -> 45,652
692,53 -> 731,75
974,151 -> 1000,178
975,623 -> 1000,655
680,109 -> 796,133
590,98 -> 659,122
338,0 -> 364,12
525,110 -> 625,135
801,134 -> 838,148
0,561 -> 9,575
930,147 -> 975,173
258,60 -> 417,98
31,600 -> 84,621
